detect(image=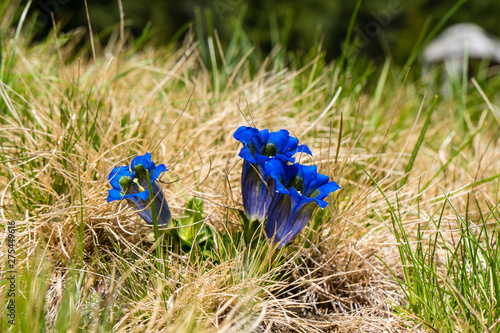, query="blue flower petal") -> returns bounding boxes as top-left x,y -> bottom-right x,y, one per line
258,129 -> 269,144
233,126 -> 266,152
108,166 -> 133,189
107,187 -> 151,203
151,163 -> 167,181
264,158 -> 296,194
234,127 -> 269,164
239,146 -> 257,164
127,187 -> 169,225
313,197 -> 329,209
264,161 -> 341,246
282,188 -> 318,243
266,188 -> 318,246
130,201 -> 153,224
297,164 -> 317,183
265,193 -> 292,240
130,190 -> 150,202
233,126 -> 260,145
235,127 -> 312,166
303,172 -> 329,198
295,144 -> 312,156
131,153 -> 155,173
240,159 -> 275,222
267,130 -> 291,153
294,164 -> 327,198
135,209 -> 153,224
253,153 -> 270,170
282,136 -> 301,158
241,162 -> 261,221
153,180 -> 172,225
289,187 -> 317,210
107,188 -> 124,202
108,154 -> 172,226
316,181 -> 341,201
